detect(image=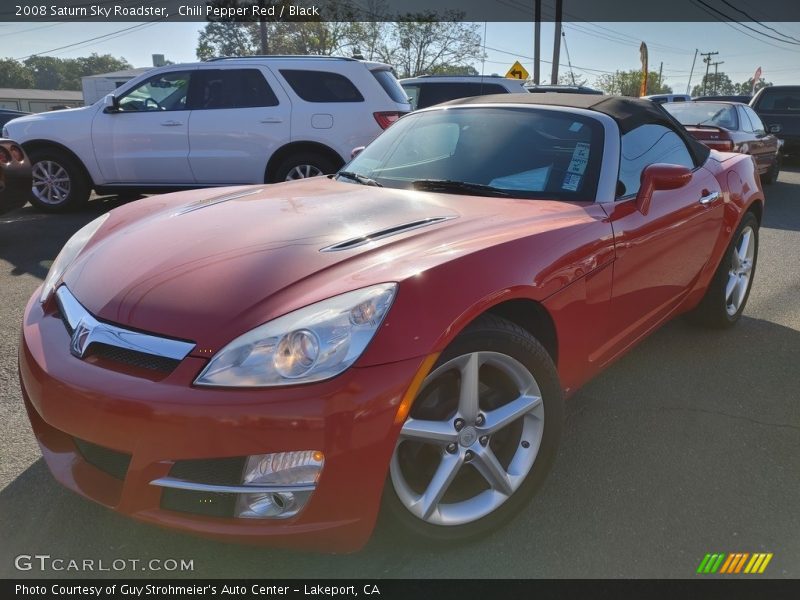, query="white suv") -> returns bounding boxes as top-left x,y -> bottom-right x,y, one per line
399,75 -> 528,111
3,56 -> 410,212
